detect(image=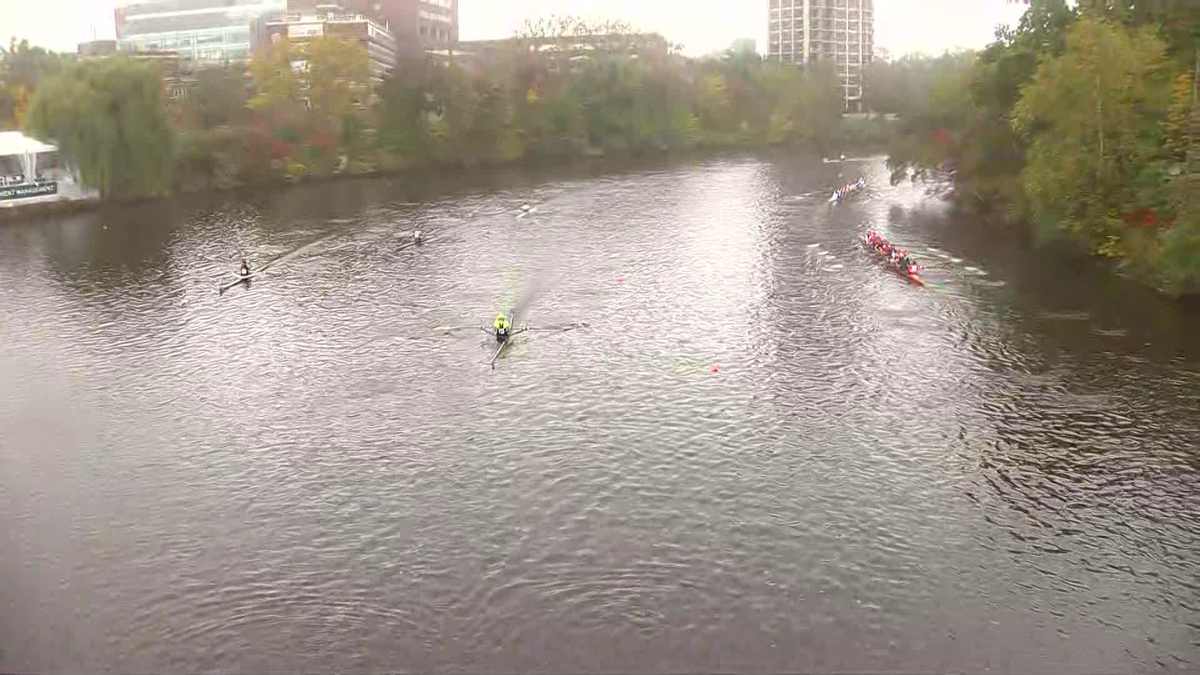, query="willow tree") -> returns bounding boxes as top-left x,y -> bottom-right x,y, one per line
26,57 -> 174,199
